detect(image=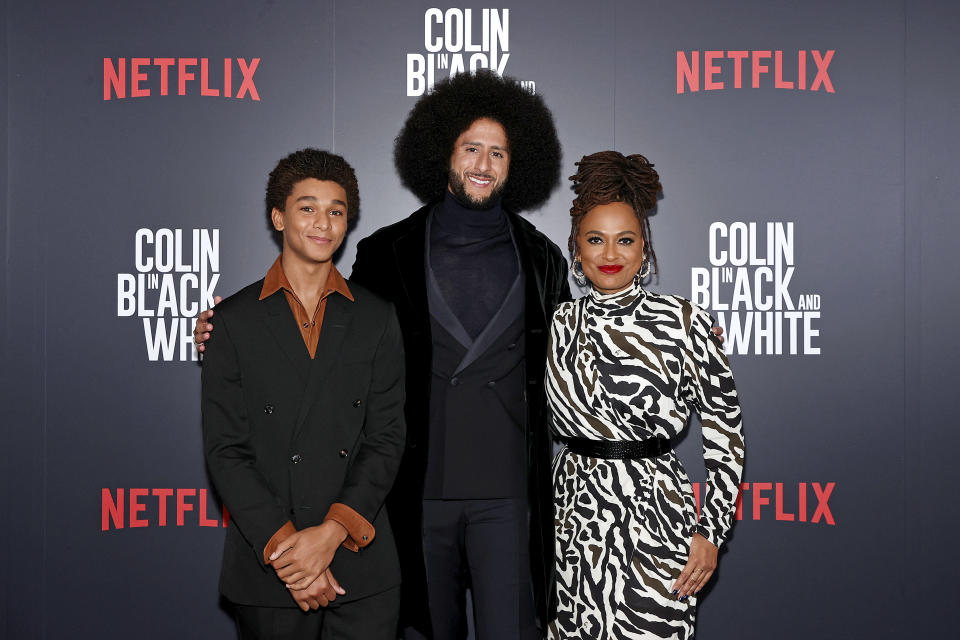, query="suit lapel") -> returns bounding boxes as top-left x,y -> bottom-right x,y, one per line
424,208 -> 473,350
393,206 -> 432,331
291,293 -> 354,441
259,290 -> 311,384
509,212 -> 549,329
454,272 -> 524,375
